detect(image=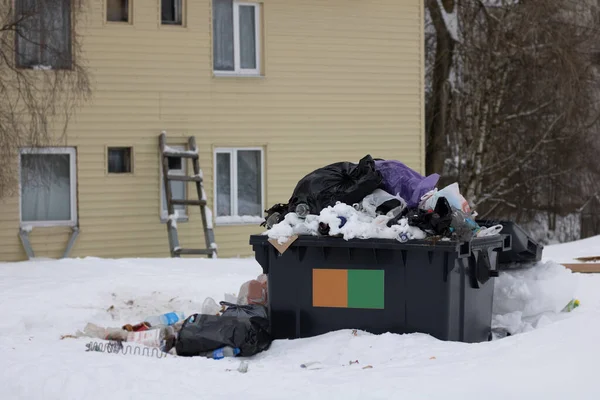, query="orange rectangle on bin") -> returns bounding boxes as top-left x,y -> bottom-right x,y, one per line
313,269 -> 348,308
